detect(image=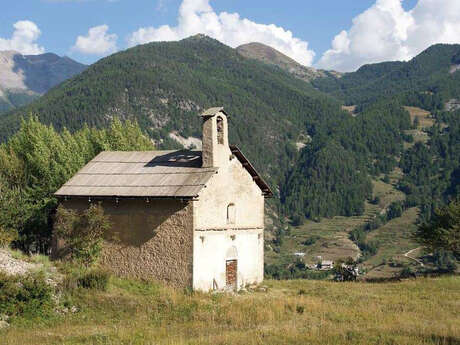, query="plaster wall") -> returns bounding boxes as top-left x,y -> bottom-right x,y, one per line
193,141 -> 265,291
192,228 -> 263,291
56,198 -> 194,288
